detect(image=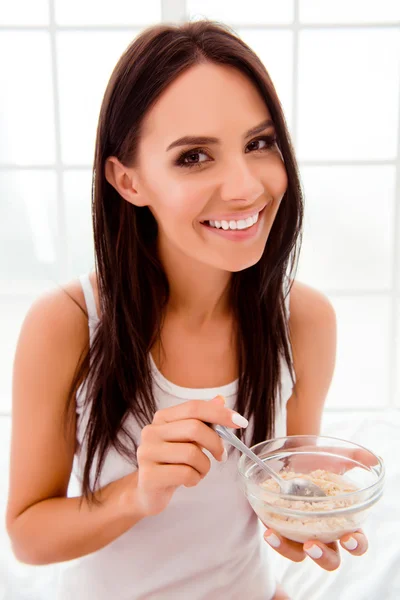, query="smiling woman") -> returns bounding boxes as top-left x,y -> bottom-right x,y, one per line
5,18 -> 338,600
105,59 -> 290,274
